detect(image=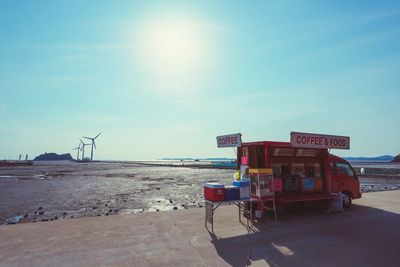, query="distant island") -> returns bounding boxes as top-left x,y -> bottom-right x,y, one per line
34,153 -> 73,161
392,154 -> 400,163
